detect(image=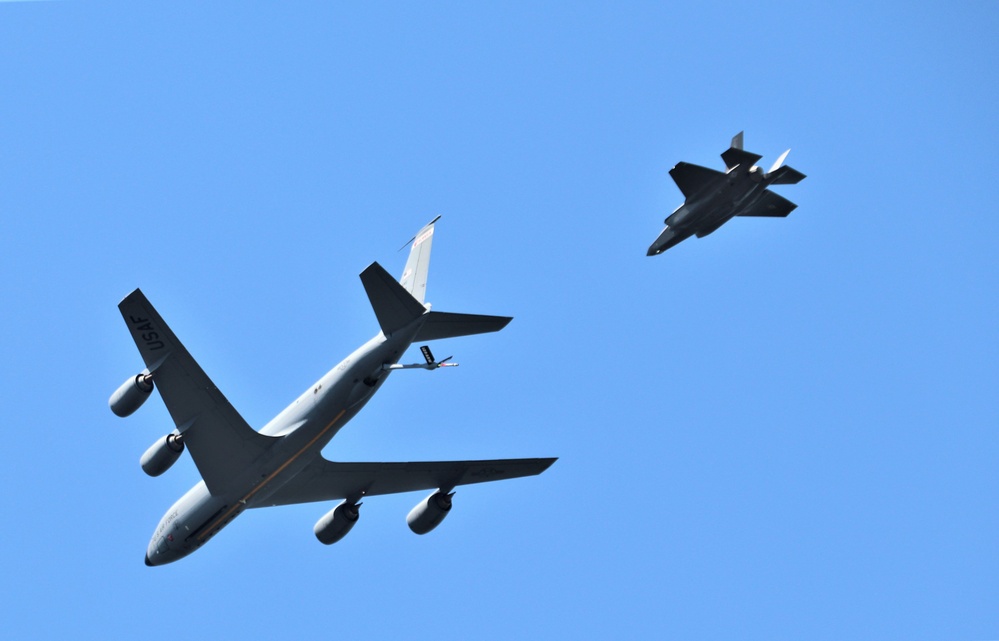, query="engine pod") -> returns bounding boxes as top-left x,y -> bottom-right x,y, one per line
140,432 -> 184,477
314,501 -> 360,545
407,491 -> 453,535
110,374 -> 154,417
